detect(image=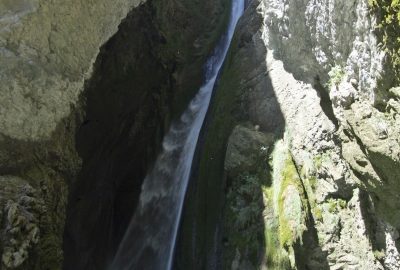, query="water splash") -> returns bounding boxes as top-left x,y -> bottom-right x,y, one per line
110,1 -> 244,269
